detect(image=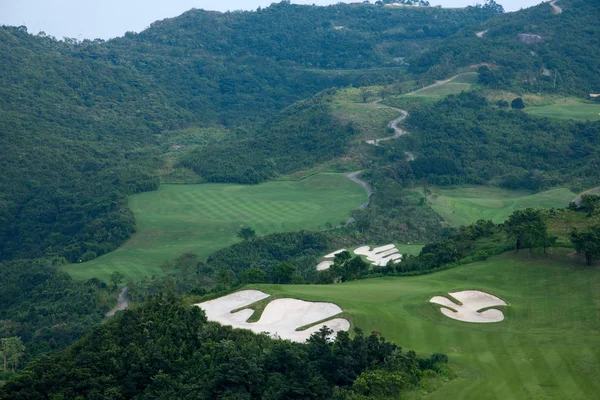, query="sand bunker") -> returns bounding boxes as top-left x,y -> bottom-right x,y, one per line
430,290 -> 507,323
196,290 -> 350,342
324,249 -> 346,258
354,244 -> 402,266
316,261 -> 334,271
